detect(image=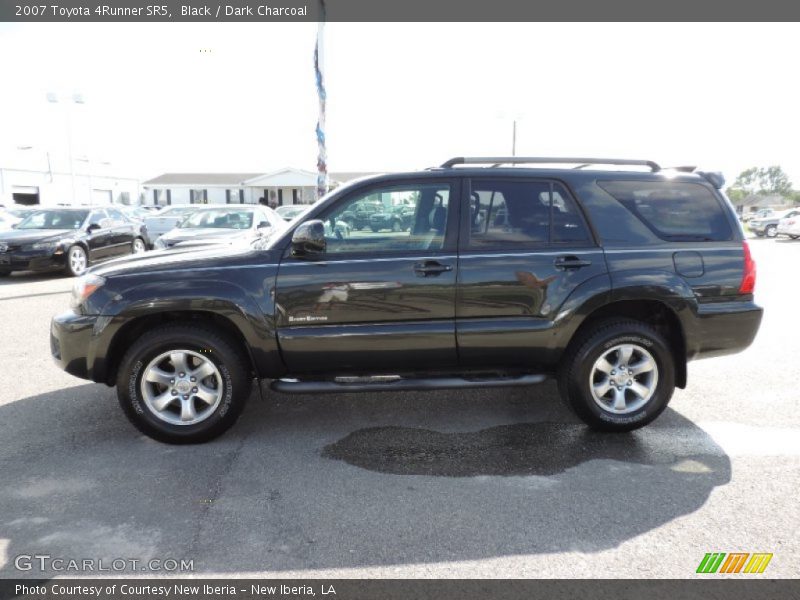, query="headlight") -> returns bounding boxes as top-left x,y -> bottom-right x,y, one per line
71,274 -> 106,308
31,241 -> 60,251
